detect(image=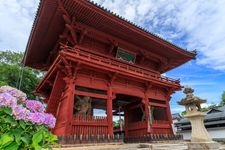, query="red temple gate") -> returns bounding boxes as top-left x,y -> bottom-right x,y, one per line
23,0 -> 196,142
